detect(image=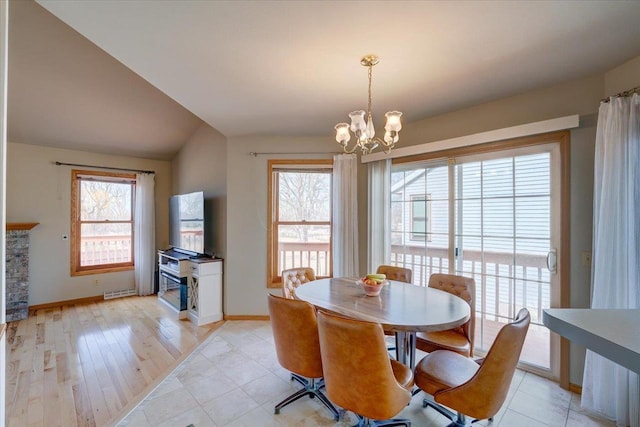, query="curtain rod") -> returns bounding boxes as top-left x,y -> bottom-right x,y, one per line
54,161 -> 155,174
249,151 -> 341,157
600,86 -> 640,103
